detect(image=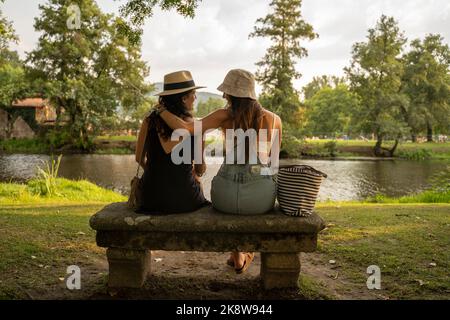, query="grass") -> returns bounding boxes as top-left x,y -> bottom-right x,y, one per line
0,178 -> 125,299
0,203 -> 108,299
0,138 -> 49,154
315,203 -> 450,300
96,135 -> 137,142
0,178 -> 449,299
365,190 -> 450,204
0,178 -> 126,205
305,139 -> 450,160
